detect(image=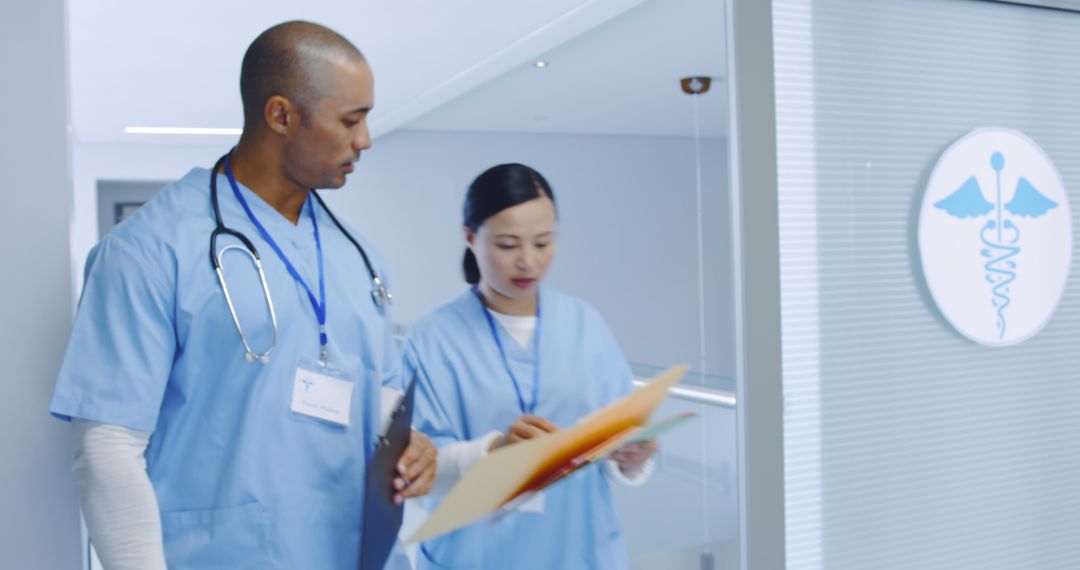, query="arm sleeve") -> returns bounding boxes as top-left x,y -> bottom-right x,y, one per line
603,457 -> 656,487
72,420 -> 167,570
429,431 -> 502,499
50,236 -> 176,432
